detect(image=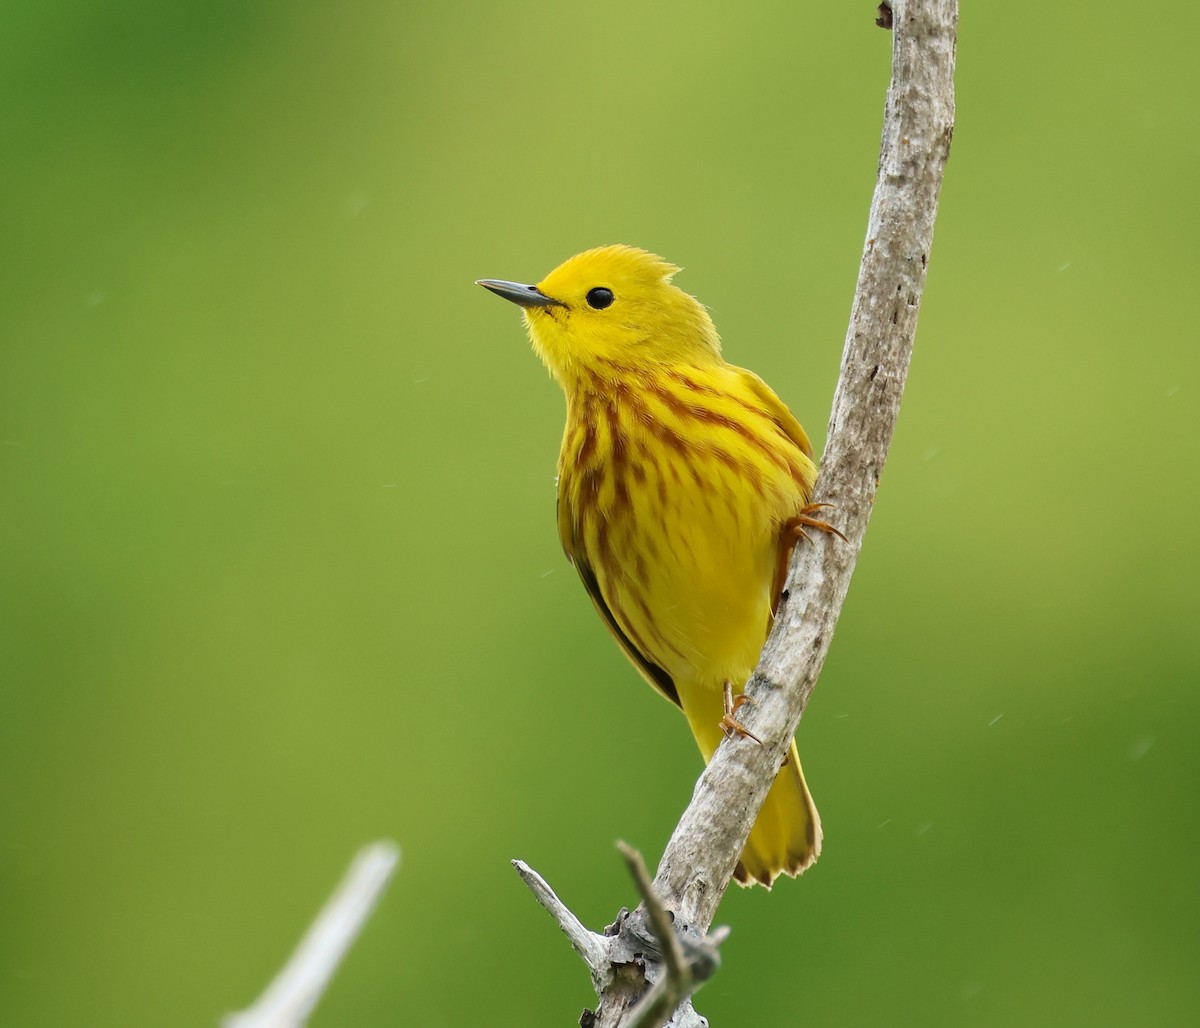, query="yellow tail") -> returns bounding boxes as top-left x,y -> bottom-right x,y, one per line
682,696 -> 822,887
734,739 -> 822,886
